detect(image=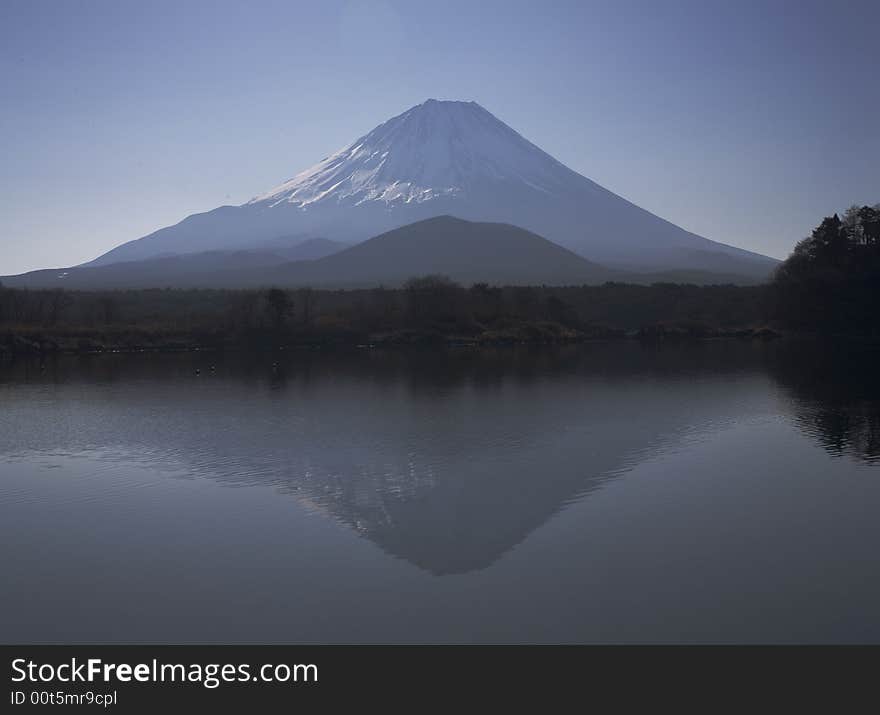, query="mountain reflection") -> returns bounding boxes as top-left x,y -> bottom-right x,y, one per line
2,341 -> 875,575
